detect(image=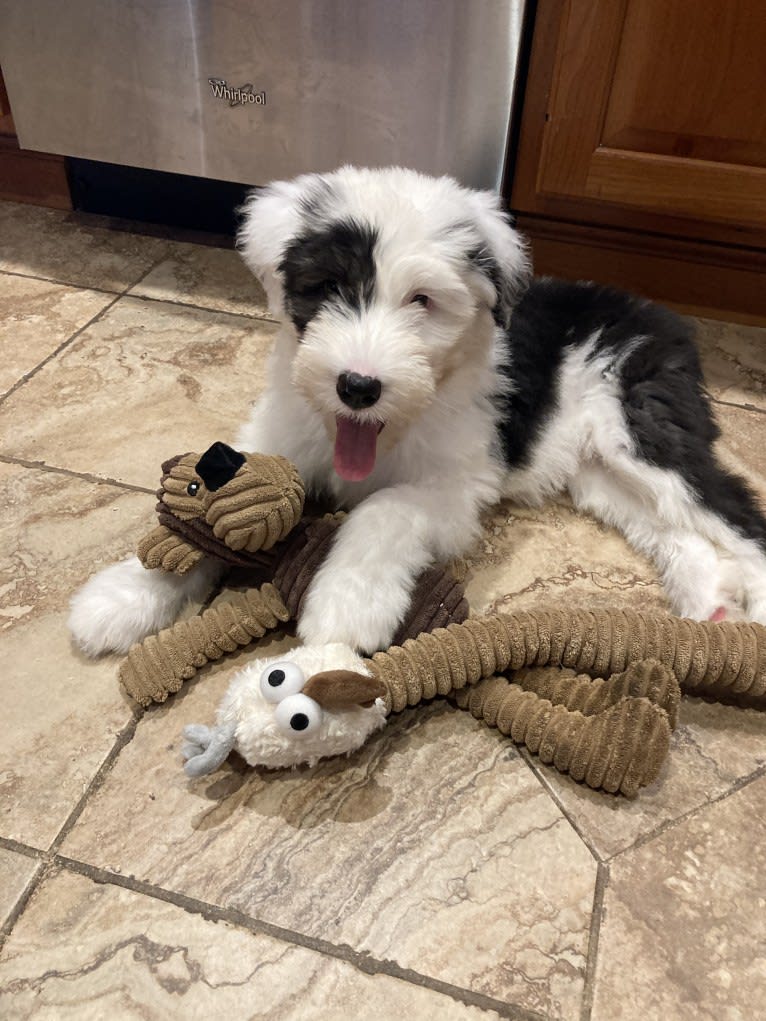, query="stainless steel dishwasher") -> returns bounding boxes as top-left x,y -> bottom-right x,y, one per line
0,0 -> 525,191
